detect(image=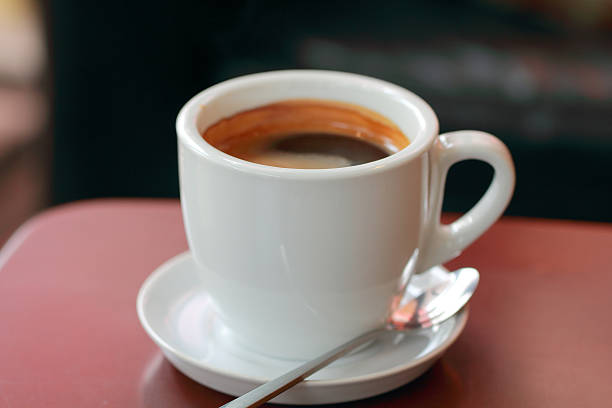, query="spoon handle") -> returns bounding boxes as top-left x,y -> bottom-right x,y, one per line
219,328 -> 385,408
